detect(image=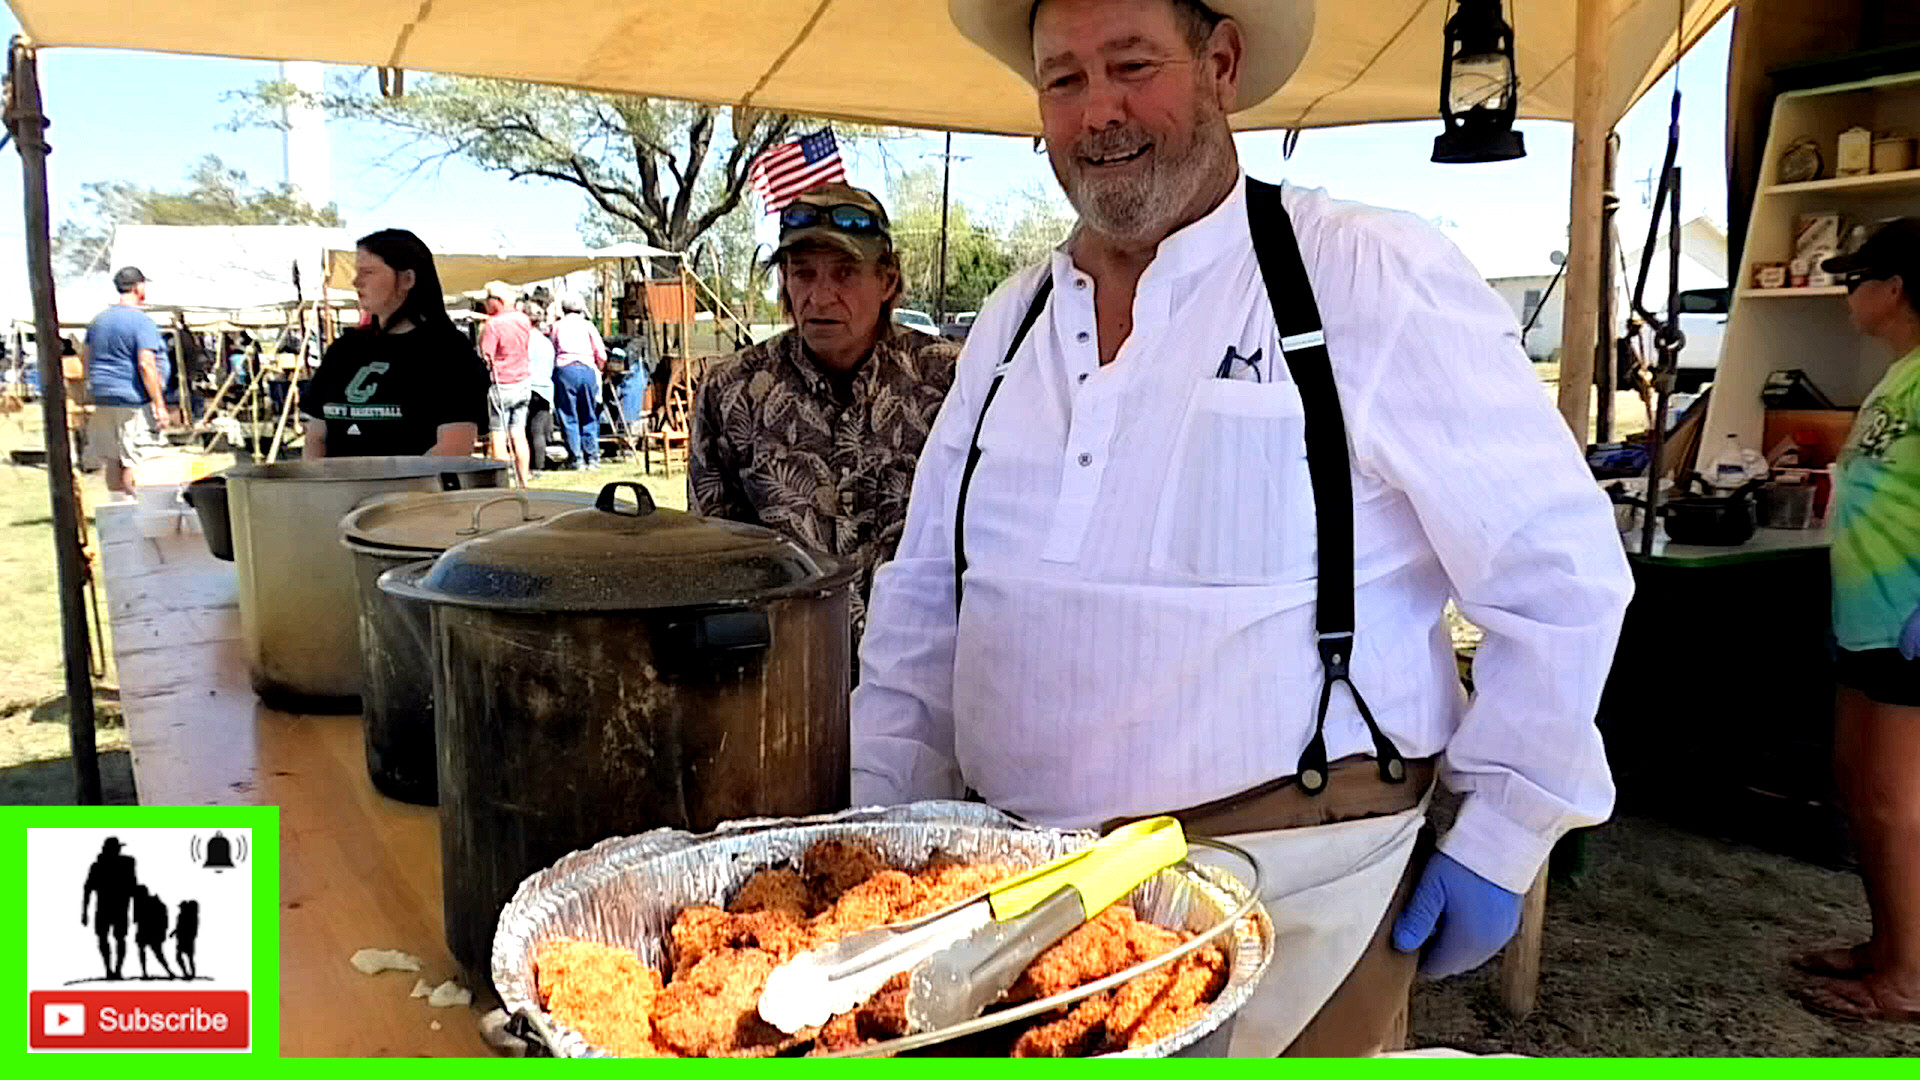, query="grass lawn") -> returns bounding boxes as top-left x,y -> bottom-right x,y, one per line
0,406 -> 127,772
